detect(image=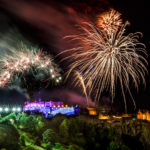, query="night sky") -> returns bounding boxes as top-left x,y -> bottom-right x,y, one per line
0,0 -> 150,112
